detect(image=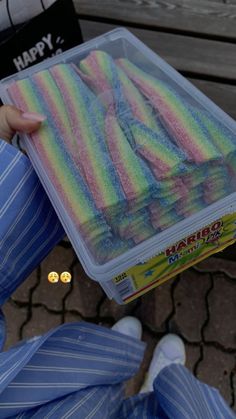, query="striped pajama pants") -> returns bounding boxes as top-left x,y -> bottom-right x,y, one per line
0,318 -> 234,419
0,141 -> 235,418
